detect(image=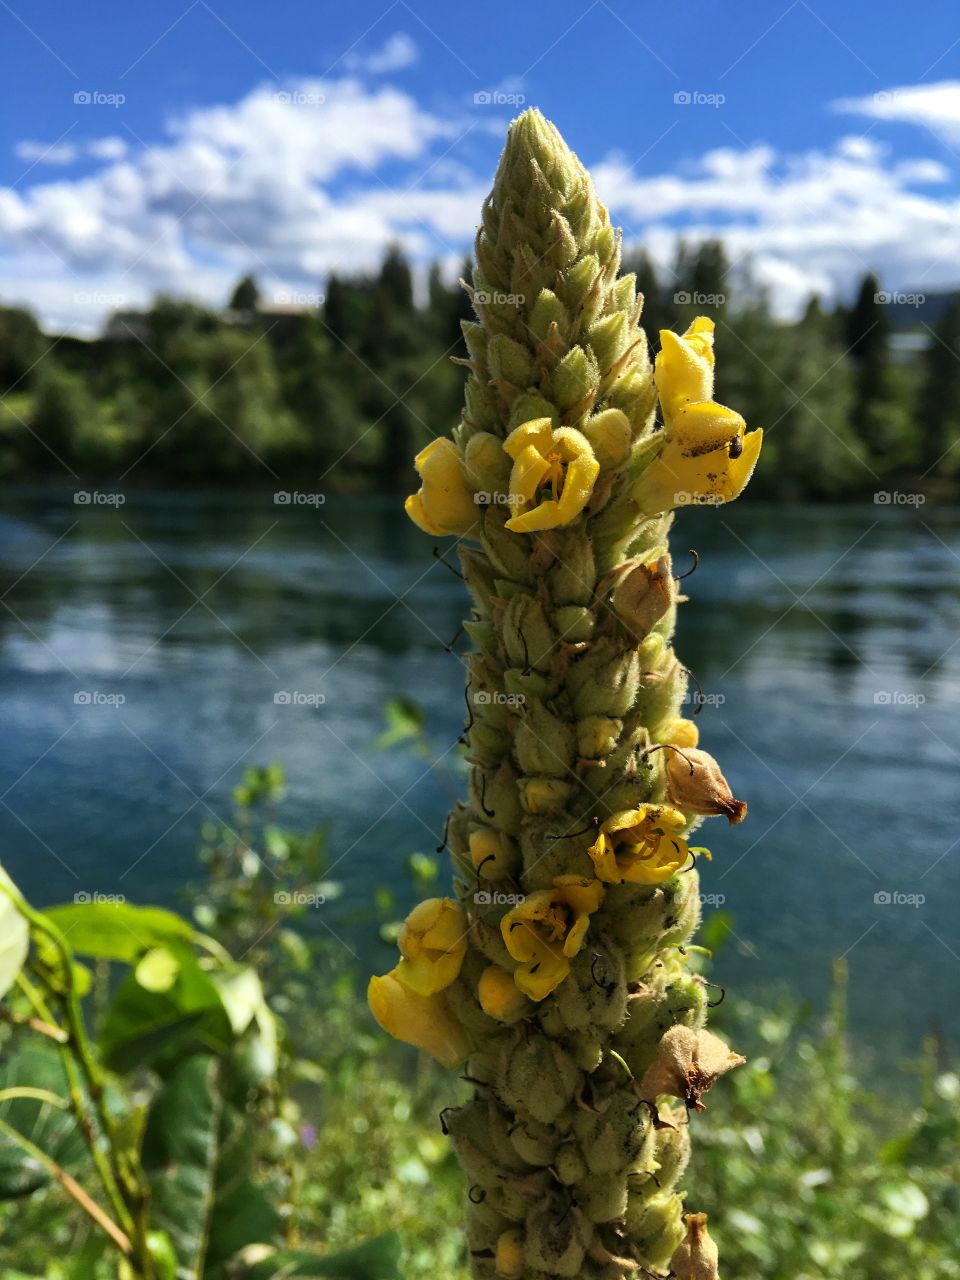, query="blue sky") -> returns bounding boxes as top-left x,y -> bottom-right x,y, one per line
1,0 -> 958,332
